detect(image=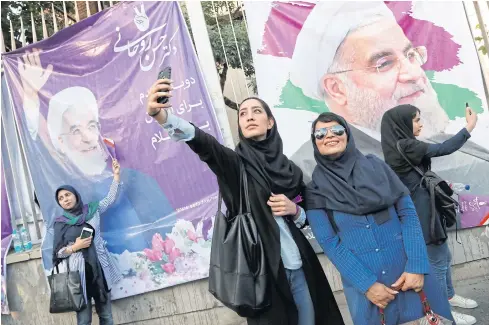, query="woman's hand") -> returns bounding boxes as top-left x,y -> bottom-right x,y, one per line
112,159 -> 121,182
147,79 -> 173,124
465,107 -> 478,133
366,282 -> 398,309
391,272 -> 424,292
72,237 -> 92,252
267,193 -> 298,217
